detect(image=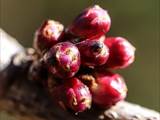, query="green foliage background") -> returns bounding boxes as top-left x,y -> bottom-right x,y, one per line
1,0 -> 159,111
